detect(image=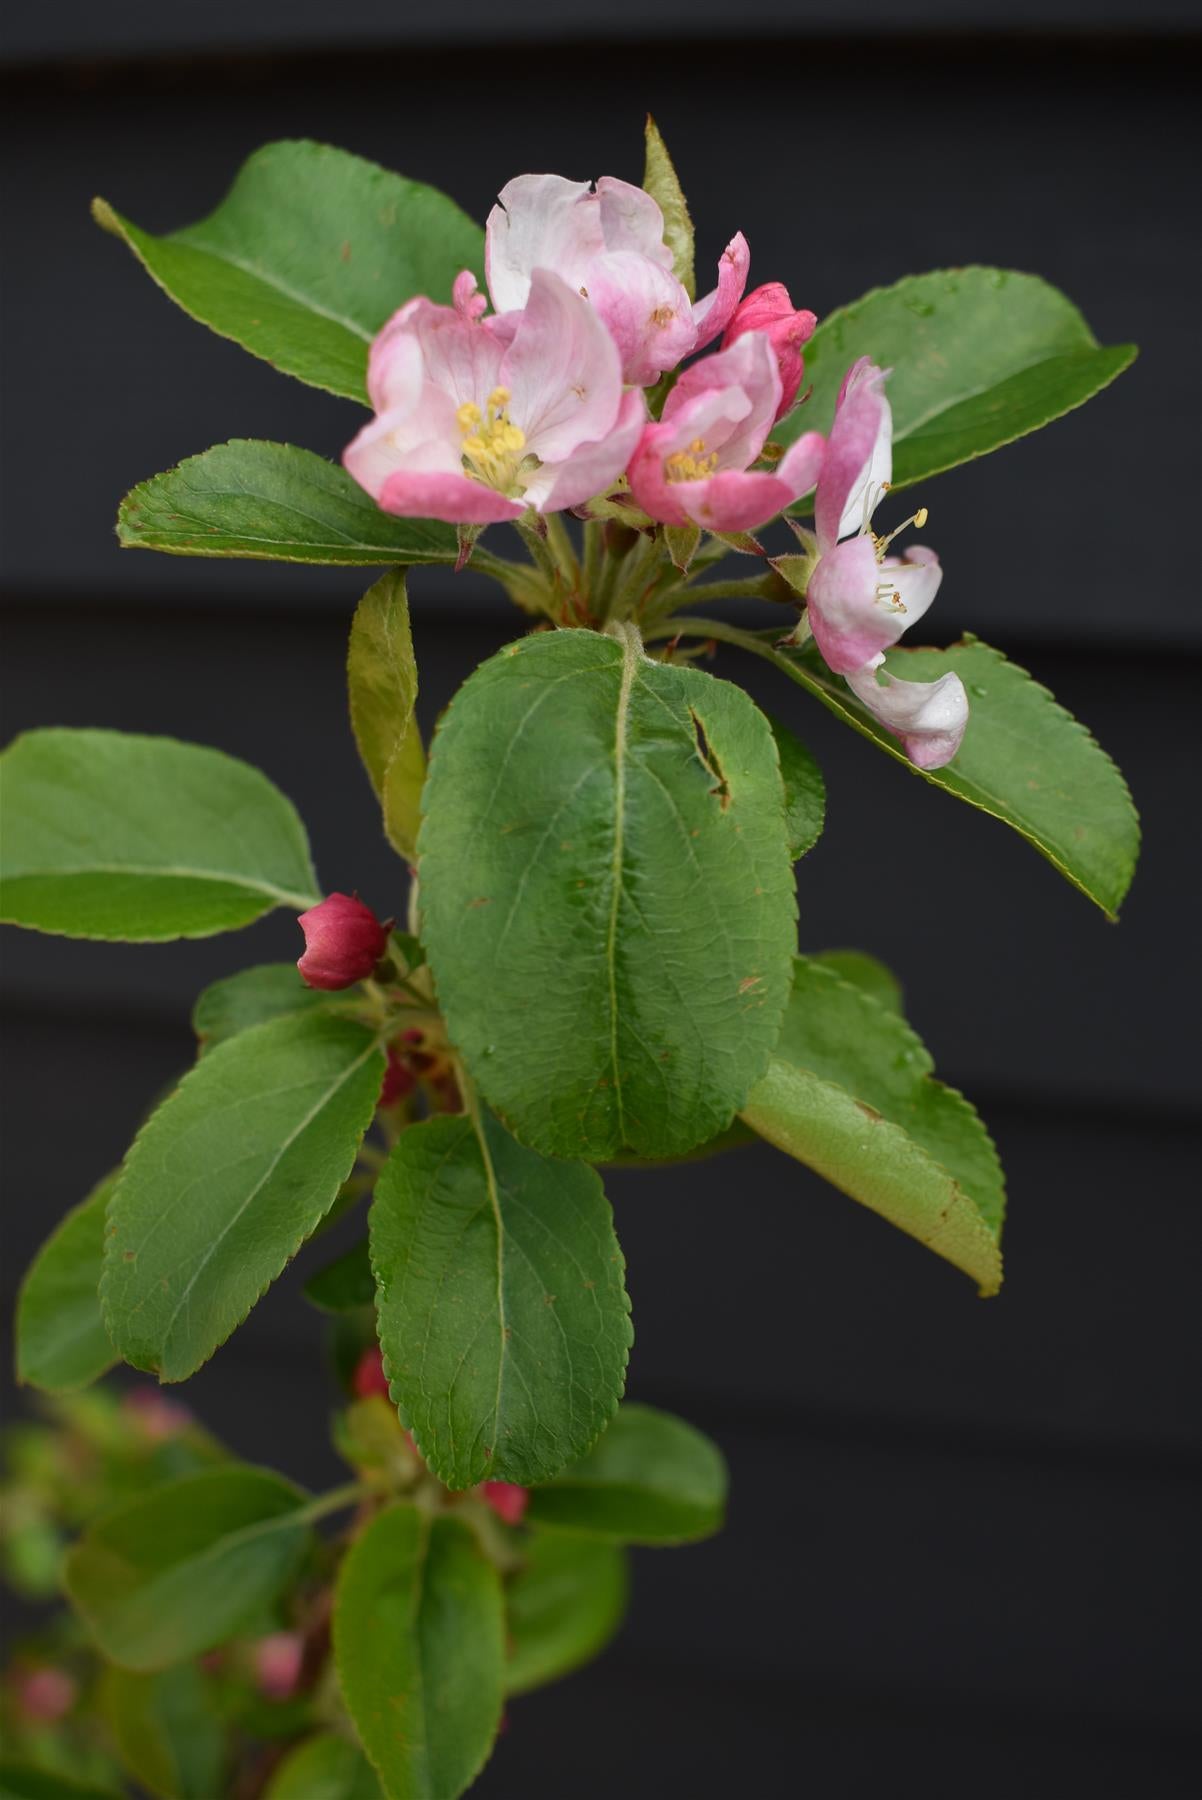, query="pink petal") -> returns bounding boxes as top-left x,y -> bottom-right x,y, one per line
813,358 -> 892,553
846,658 -> 969,768
343,391 -> 463,502
596,176 -> 676,266
722,282 -> 818,420
502,269 -> 623,462
584,249 -> 697,386
377,468 -> 524,524
627,420 -> 693,527
691,232 -> 751,349
807,534 -> 907,673
524,388 -> 647,513
485,173 -> 602,313
664,332 -> 780,471
366,315 -> 426,414
777,430 -> 827,501
452,270 -> 489,321
679,468 -> 802,532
